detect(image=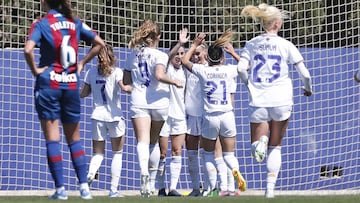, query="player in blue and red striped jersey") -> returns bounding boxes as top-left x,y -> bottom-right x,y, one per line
24,0 -> 105,200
